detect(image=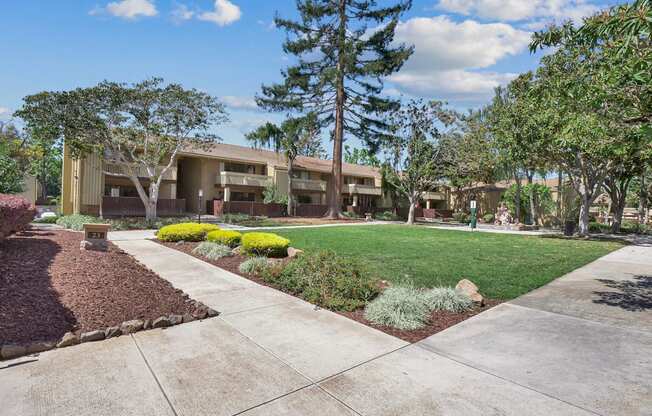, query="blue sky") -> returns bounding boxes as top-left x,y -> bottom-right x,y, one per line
1,0 -> 618,152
